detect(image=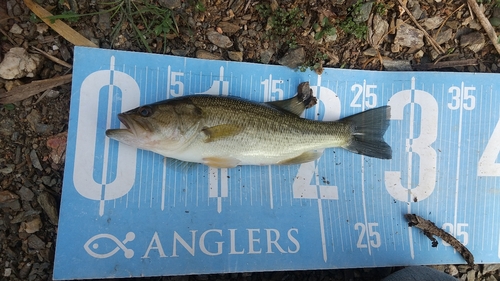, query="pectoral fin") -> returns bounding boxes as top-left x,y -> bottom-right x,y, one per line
202,124 -> 243,143
266,82 -> 317,116
203,157 -> 241,168
278,150 -> 323,165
